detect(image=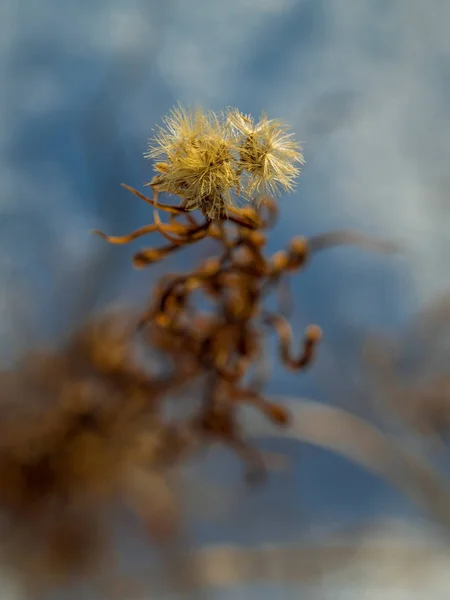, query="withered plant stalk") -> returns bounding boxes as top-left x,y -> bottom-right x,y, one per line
0,107 -> 399,594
